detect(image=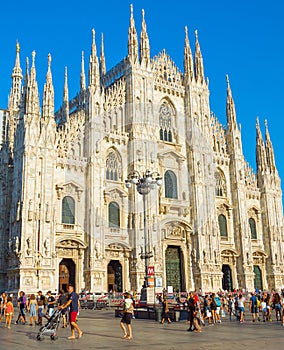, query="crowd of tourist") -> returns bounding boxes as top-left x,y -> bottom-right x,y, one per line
0,287 -> 283,340
0,285 -> 82,339
171,289 -> 284,331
